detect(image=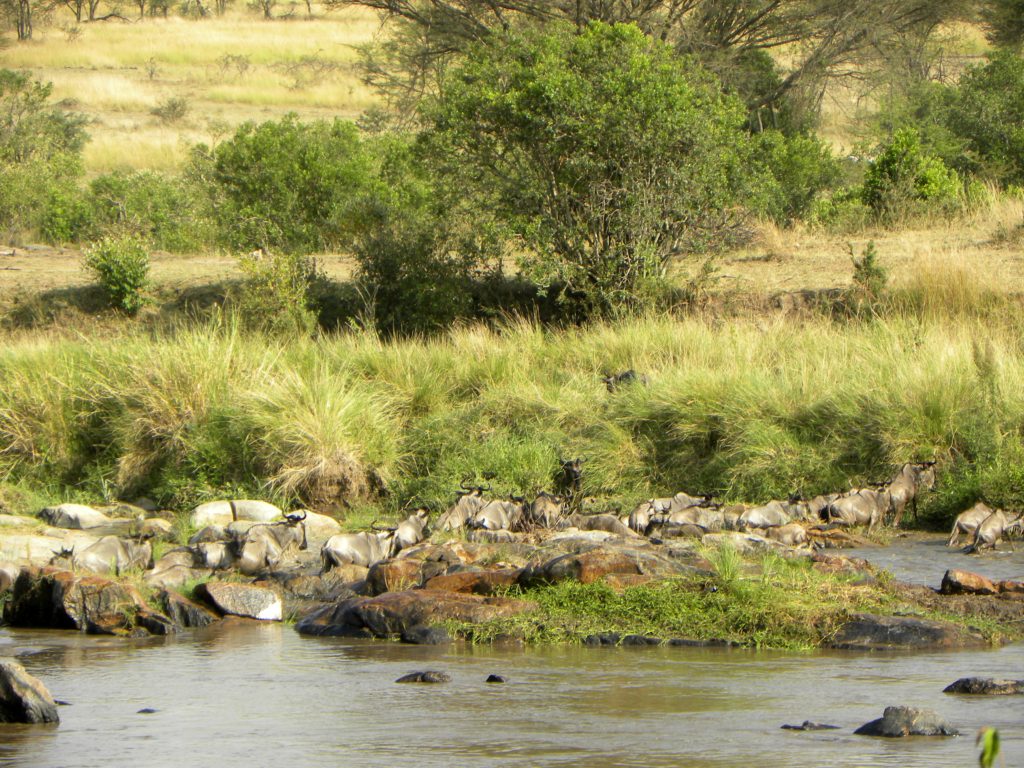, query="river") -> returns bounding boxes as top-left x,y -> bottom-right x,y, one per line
1,536 -> 1022,767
